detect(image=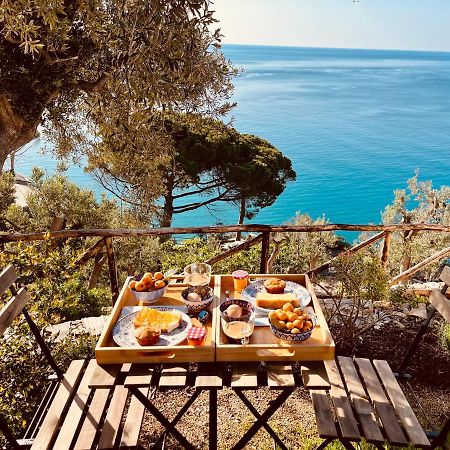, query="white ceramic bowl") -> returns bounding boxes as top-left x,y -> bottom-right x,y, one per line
128,282 -> 168,304
181,286 -> 214,312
